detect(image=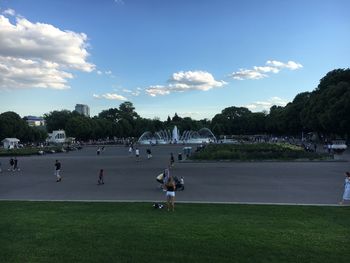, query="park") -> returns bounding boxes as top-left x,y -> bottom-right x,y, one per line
0,1 -> 350,262
0,144 -> 350,262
